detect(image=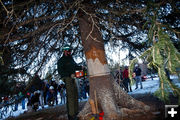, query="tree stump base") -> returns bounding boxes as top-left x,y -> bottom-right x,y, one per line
78,79 -> 152,120
78,106 -> 153,120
